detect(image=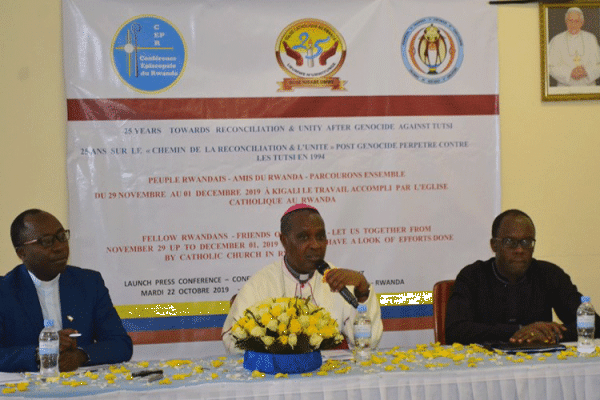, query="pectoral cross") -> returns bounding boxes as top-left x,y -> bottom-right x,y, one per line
573,51 -> 581,66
